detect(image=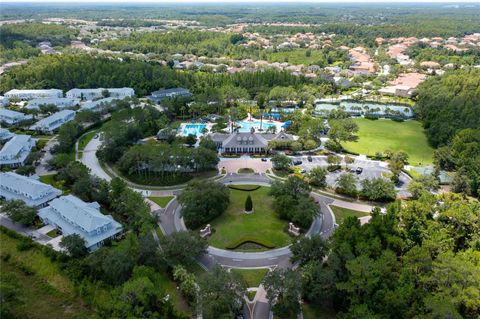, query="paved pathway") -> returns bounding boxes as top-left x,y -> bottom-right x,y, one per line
81,137 -> 112,181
